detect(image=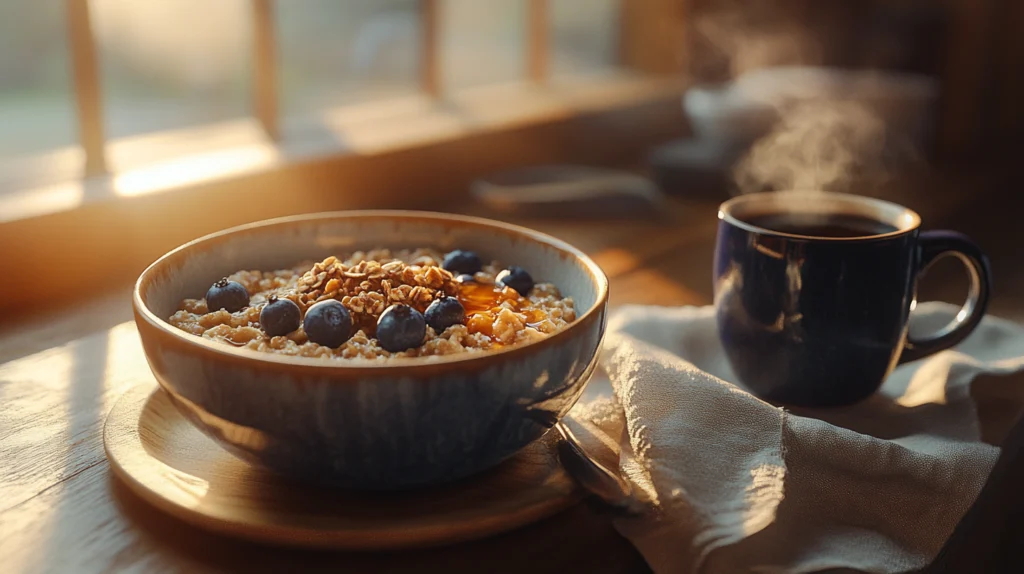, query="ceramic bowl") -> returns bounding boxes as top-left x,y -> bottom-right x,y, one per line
133,211 -> 608,489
